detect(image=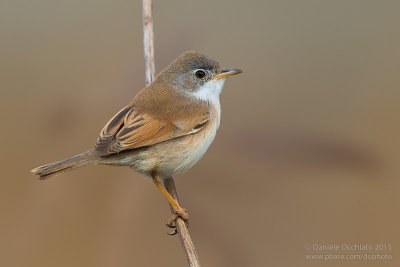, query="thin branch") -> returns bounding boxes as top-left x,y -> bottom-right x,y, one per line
142,0 -> 155,84
163,177 -> 201,267
142,1 -> 201,266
